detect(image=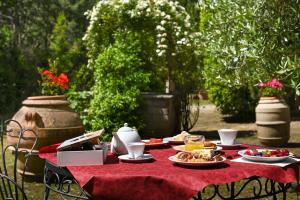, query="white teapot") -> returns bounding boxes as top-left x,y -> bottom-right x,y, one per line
110,123 -> 141,155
